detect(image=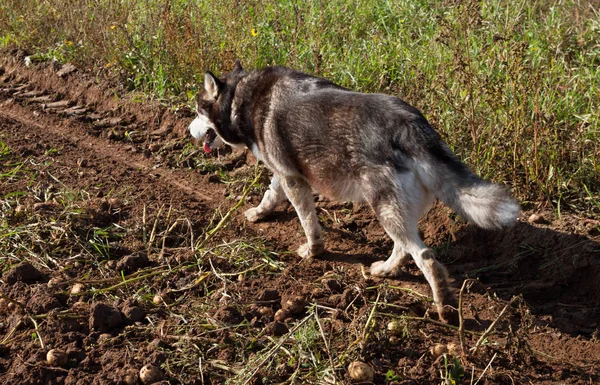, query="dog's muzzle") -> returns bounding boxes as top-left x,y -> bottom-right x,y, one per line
189,115 -> 217,153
